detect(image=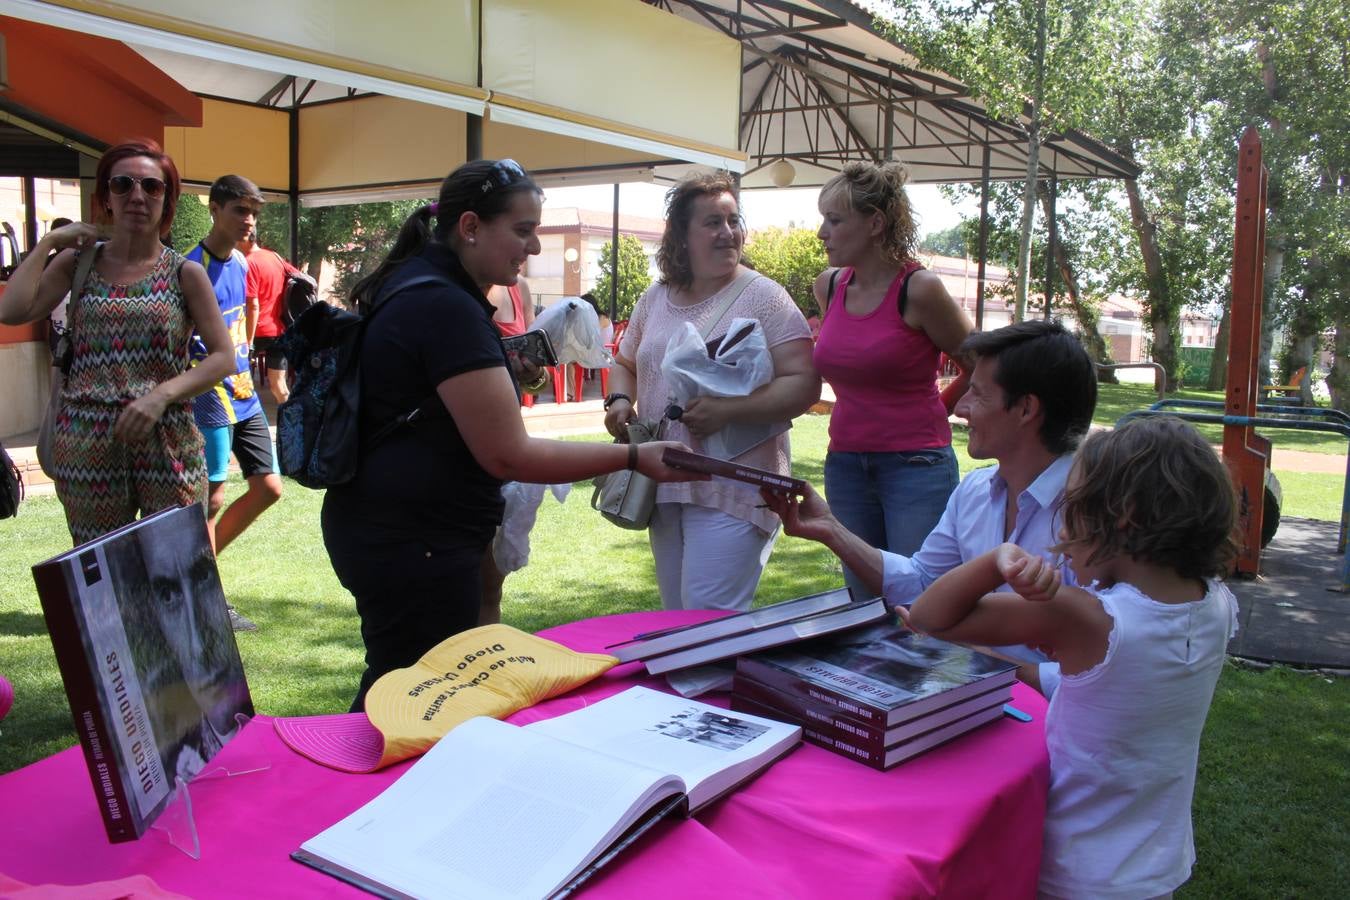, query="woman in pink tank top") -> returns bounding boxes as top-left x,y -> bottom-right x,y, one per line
811,161 -> 973,598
